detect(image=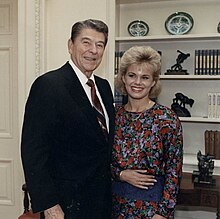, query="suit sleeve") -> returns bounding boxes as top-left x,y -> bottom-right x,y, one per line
21,76 -> 59,212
